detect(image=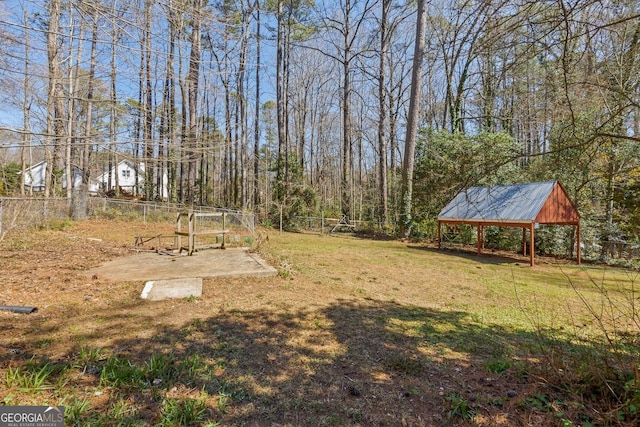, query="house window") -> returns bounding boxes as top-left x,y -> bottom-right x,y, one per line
122,170 -> 131,179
